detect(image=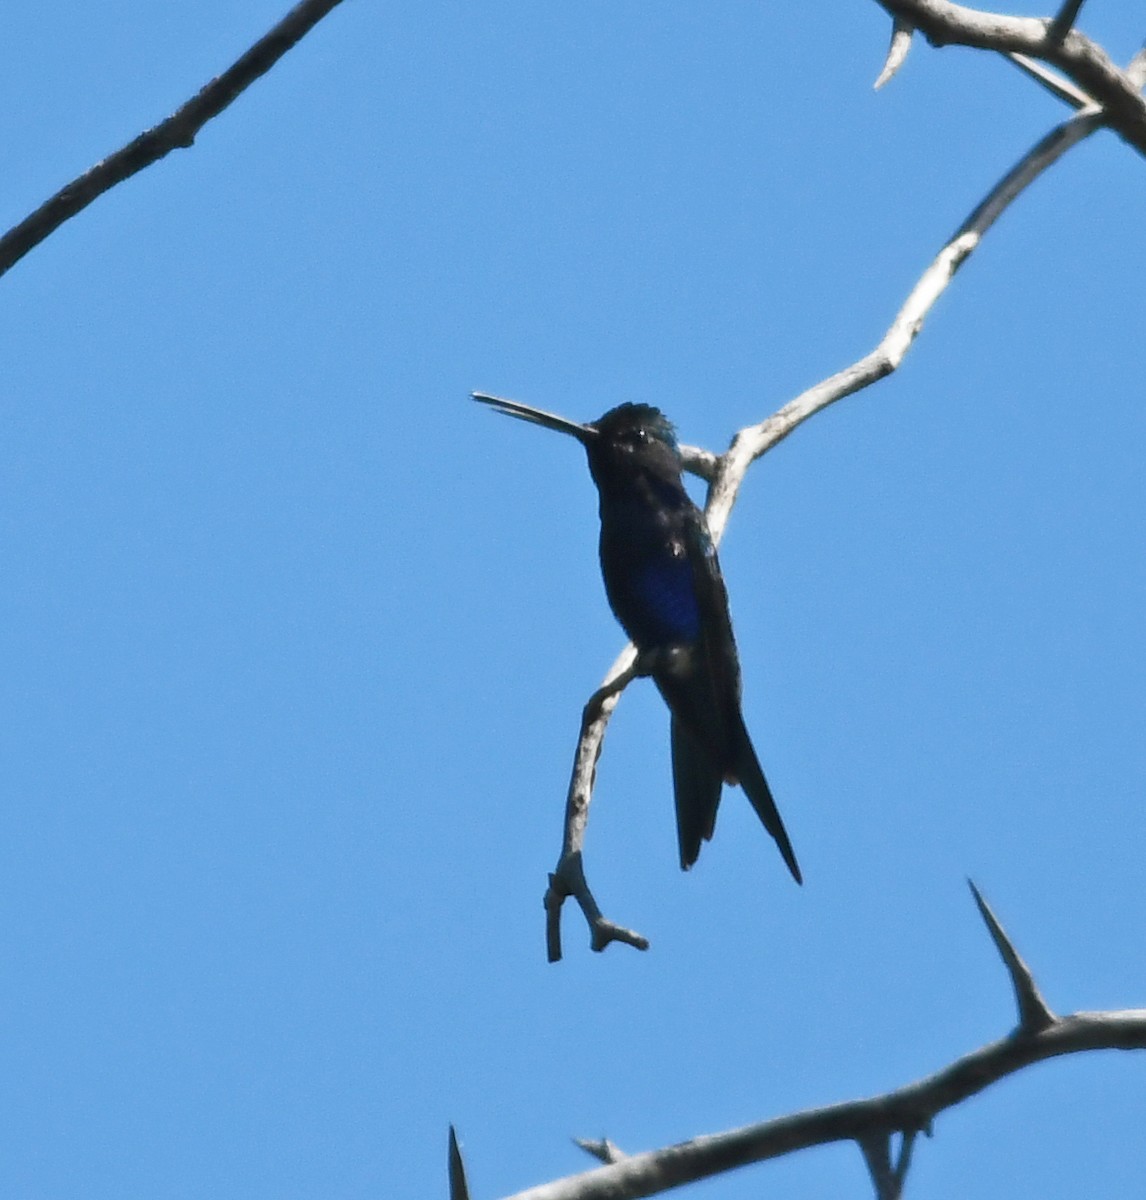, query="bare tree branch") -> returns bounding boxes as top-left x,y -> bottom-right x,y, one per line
718,147 -> 1083,516
705,100 -> 1103,531
0,0 -> 345,281
874,0 -> 1146,156
490,893 -> 1146,1200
